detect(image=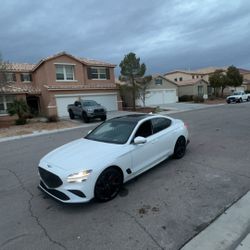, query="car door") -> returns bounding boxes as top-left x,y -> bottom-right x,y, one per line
130,120 -> 158,175
151,117 -> 175,160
